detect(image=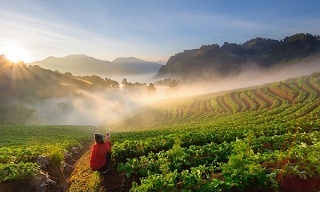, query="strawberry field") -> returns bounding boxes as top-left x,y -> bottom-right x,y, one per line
1,72 -> 320,192
101,72 -> 320,191
0,125 -> 95,186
